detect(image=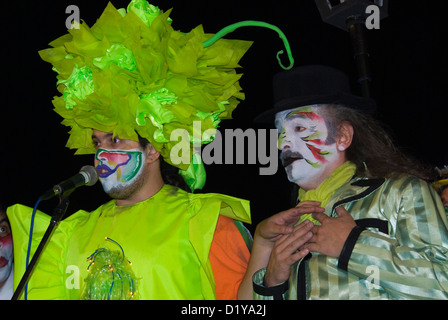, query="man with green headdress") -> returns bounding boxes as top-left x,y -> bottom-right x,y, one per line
7,0 -> 254,299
